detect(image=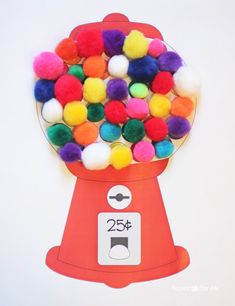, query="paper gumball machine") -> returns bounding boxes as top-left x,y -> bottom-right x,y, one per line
34,13 -> 200,288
